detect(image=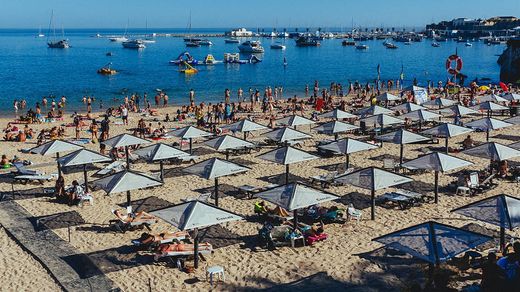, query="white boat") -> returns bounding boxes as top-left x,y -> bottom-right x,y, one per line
199,39 -> 213,46
270,42 -> 286,50
238,41 -> 264,53
122,39 -> 146,49
432,42 -> 440,47
37,26 -> 45,38
110,36 -> 129,42
356,44 -> 369,50
277,32 -> 289,38
465,42 -> 472,47
142,39 -> 156,43
225,28 -> 253,37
